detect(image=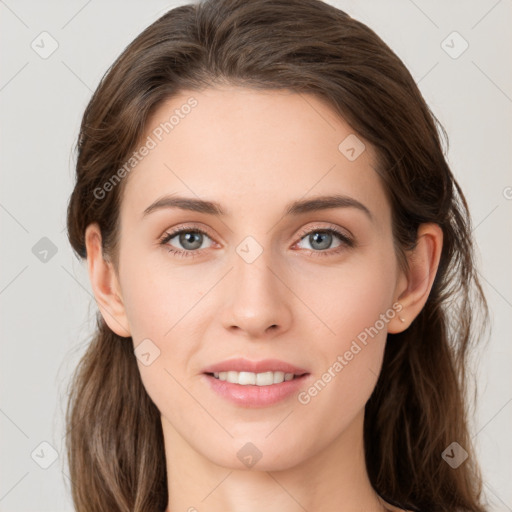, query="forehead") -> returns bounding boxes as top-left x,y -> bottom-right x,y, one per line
120,86 -> 390,227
